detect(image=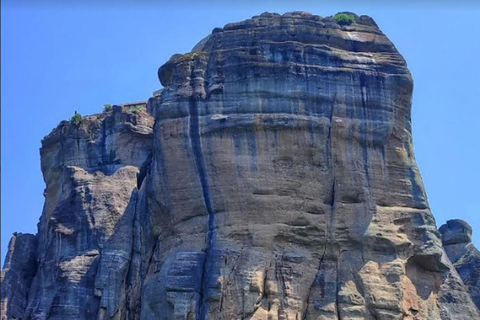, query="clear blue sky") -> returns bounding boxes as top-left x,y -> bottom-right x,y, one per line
2,1 -> 479,266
